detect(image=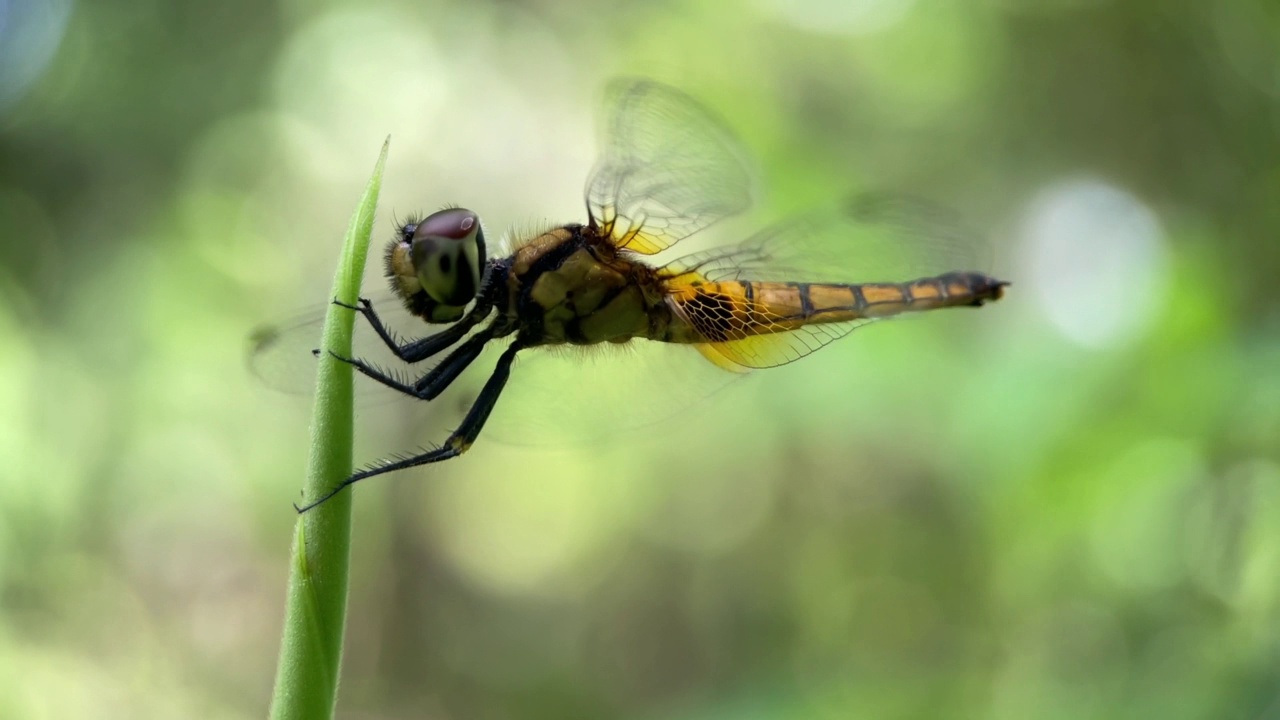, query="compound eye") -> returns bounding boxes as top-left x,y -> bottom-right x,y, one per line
417,208 -> 477,241
410,208 -> 483,307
